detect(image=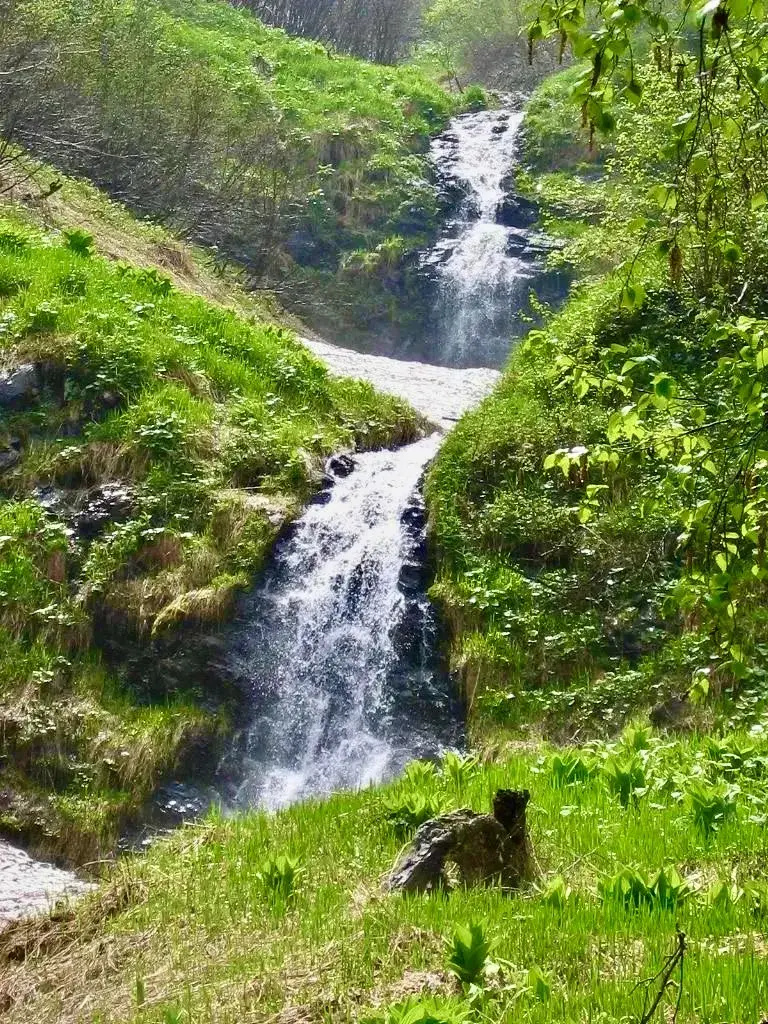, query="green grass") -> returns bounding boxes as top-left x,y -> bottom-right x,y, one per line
5,0 -> 462,333
4,730 -> 768,1022
0,209 -> 423,859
